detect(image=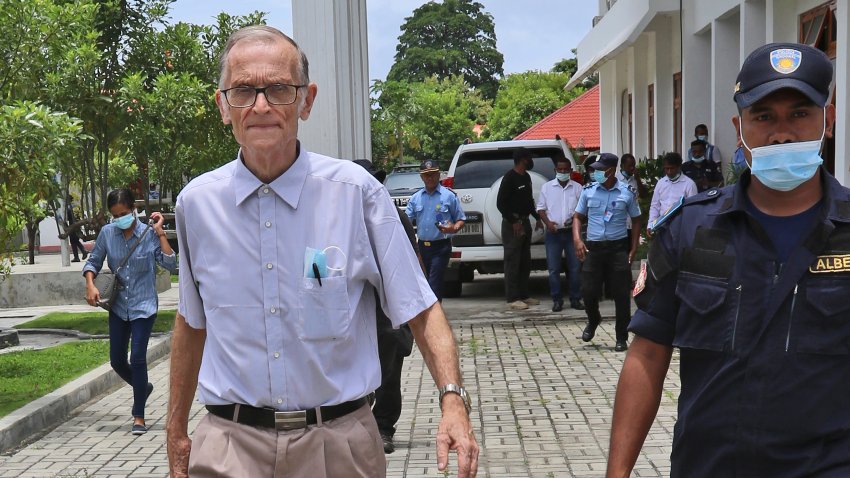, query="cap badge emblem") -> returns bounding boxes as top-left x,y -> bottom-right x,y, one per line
770,48 -> 802,74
